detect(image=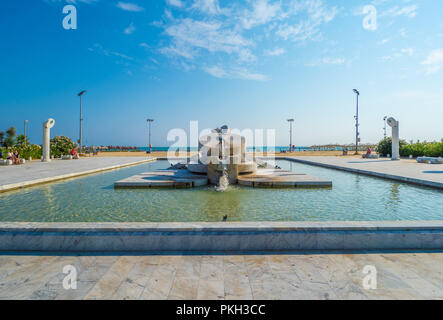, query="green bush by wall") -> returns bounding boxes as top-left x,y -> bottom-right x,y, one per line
378,138 -> 443,158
